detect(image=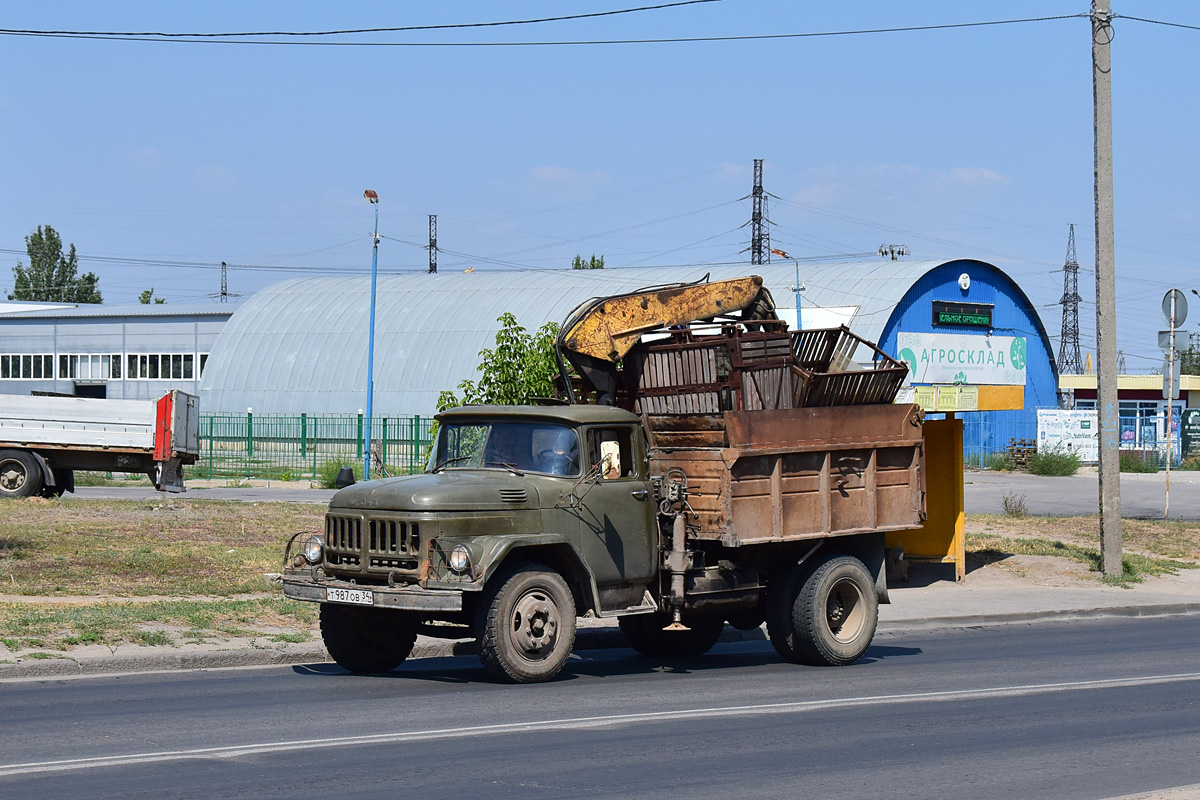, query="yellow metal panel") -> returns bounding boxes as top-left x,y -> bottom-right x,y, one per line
885,417 -> 965,582
975,384 -> 1024,411
562,276 -> 769,362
